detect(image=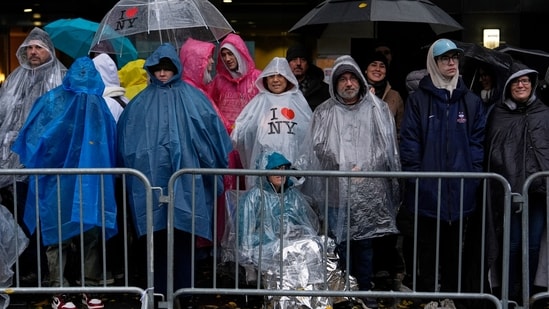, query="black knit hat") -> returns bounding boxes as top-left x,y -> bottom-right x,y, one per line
286,43 -> 311,62
365,51 -> 389,69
